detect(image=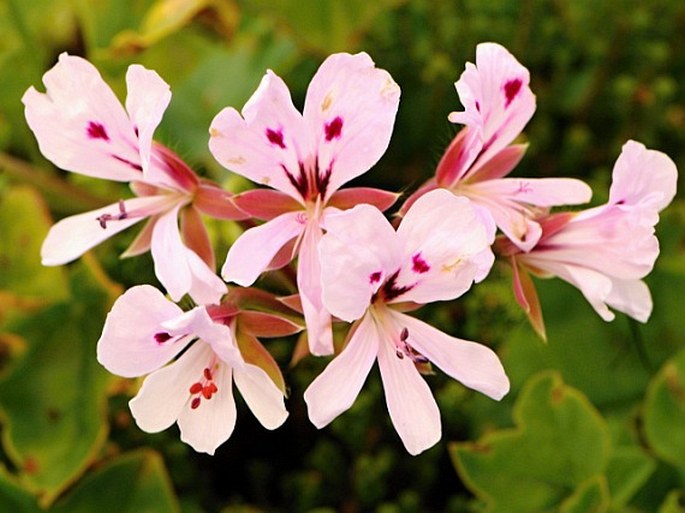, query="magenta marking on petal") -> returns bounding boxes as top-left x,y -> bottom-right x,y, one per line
324,116 -> 343,141
504,79 -> 523,107
112,154 -> 143,171
314,156 -> 333,199
154,332 -> 172,343
411,253 -> 430,274
266,128 -> 286,149
282,162 -> 309,199
87,121 -> 110,141
369,271 -> 382,284
374,269 -> 414,302
475,101 -> 481,112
